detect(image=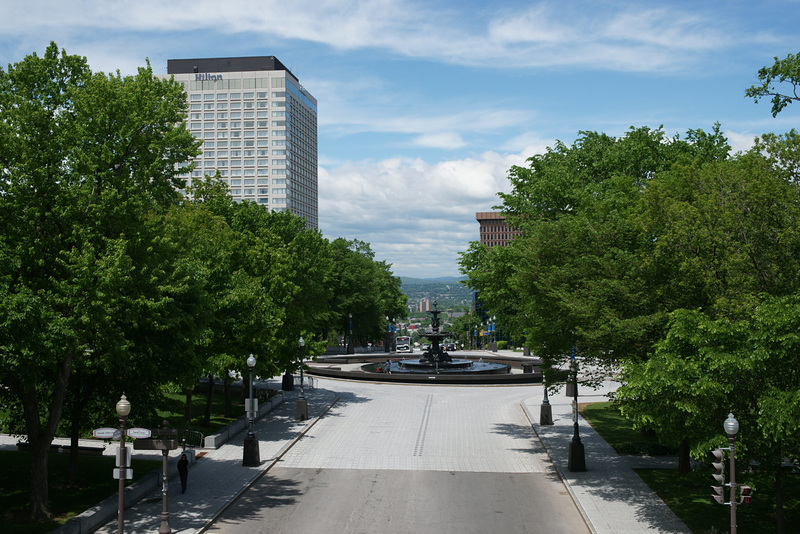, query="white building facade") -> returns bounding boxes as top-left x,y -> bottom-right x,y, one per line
161,56 -> 318,228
